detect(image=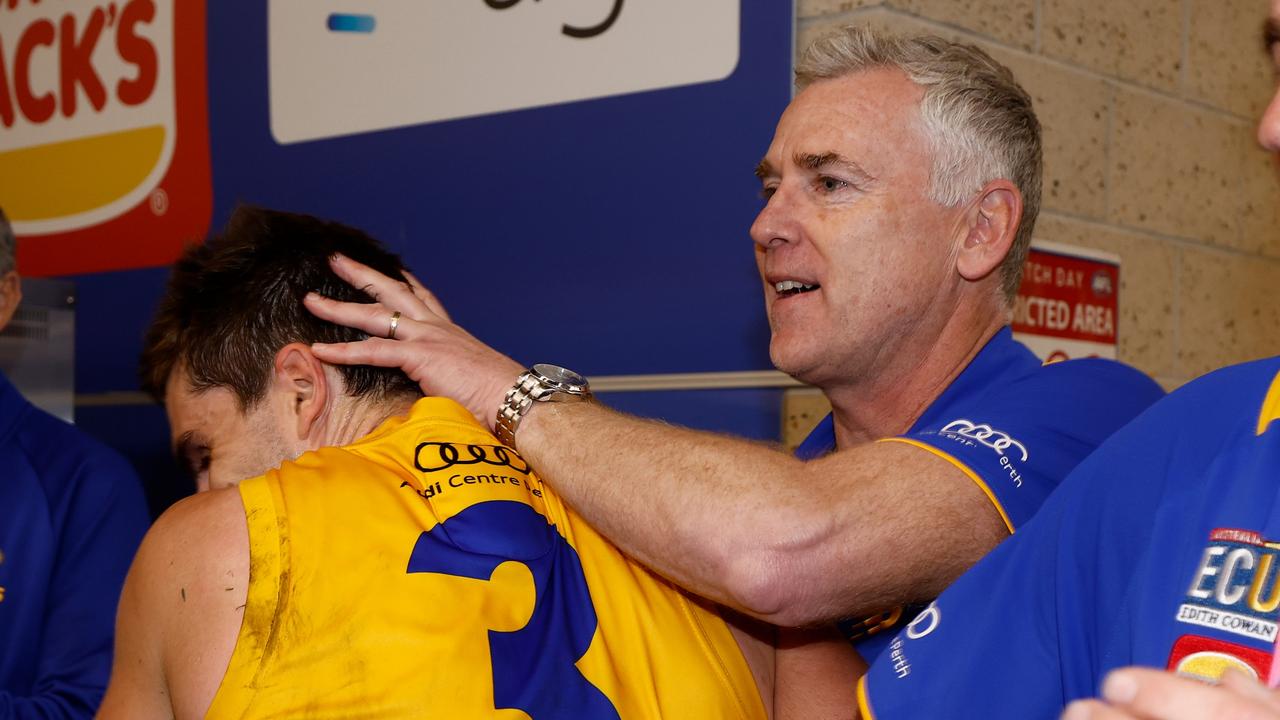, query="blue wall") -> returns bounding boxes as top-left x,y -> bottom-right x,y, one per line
69,2 -> 795,515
